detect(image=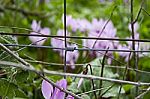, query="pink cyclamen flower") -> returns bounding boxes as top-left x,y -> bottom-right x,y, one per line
128,22 -> 139,33
118,22 -> 141,61
99,0 -> 112,3
65,44 -> 79,69
117,44 -> 131,61
42,79 -> 69,99
51,29 -> 70,56
76,18 -> 91,32
51,29 -> 79,69
86,18 -> 117,50
62,14 -> 79,32
77,78 -> 84,88
29,20 -> 50,45
66,95 -> 74,99
62,14 -> 91,32
83,18 -> 117,64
